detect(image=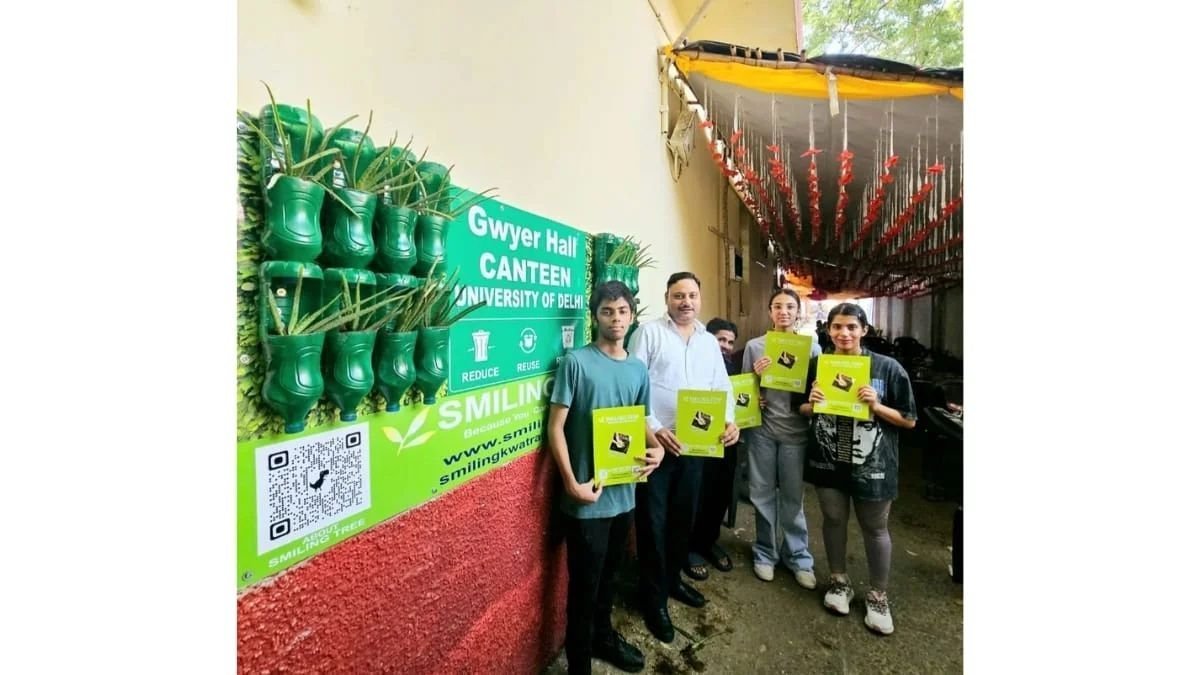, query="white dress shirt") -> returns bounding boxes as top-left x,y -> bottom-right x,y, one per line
628,314 -> 736,433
